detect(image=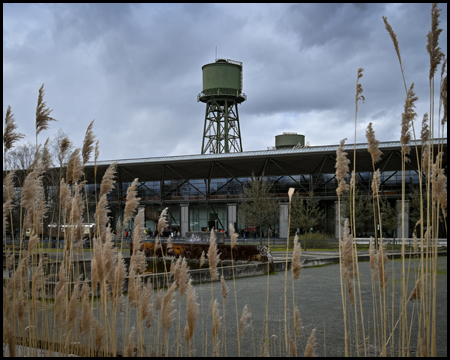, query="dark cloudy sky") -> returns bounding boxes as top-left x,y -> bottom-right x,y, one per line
3,3 -> 447,162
